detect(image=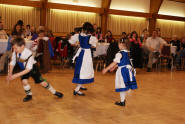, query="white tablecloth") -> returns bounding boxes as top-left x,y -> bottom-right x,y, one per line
0,39 -> 32,54
93,43 -> 109,57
